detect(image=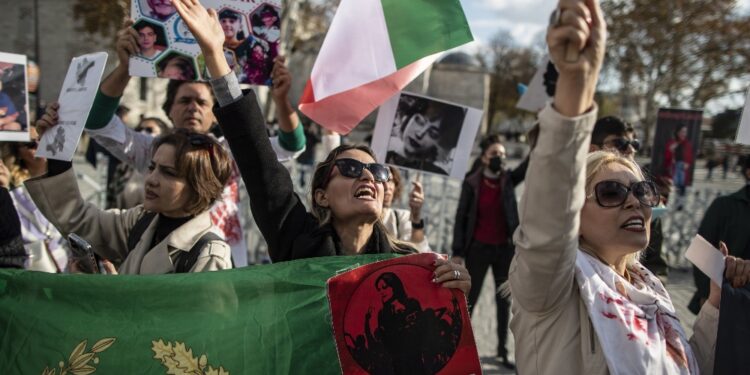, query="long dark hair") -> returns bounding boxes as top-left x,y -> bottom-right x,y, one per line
375,272 -> 407,303
311,144 -> 414,254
